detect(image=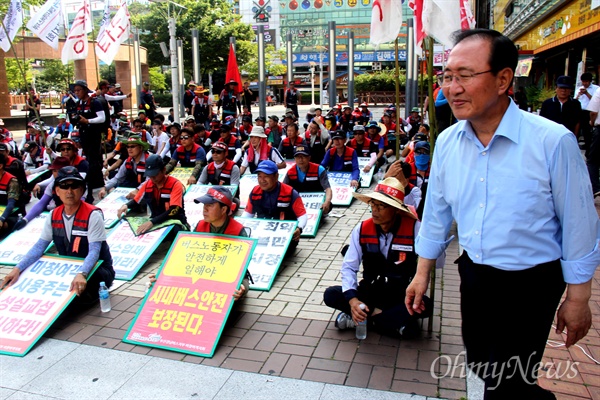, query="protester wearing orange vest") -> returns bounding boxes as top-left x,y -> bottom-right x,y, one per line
1,167 -> 115,304
198,142 -> 241,186
0,153 -> 22,233
323,177 -> 431,338
320,131 -> 360,188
